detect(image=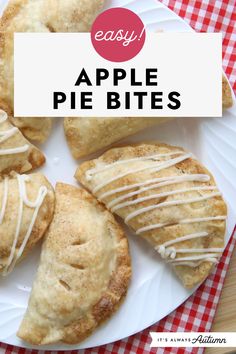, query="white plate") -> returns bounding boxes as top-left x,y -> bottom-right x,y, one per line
0,0 -> 236,350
